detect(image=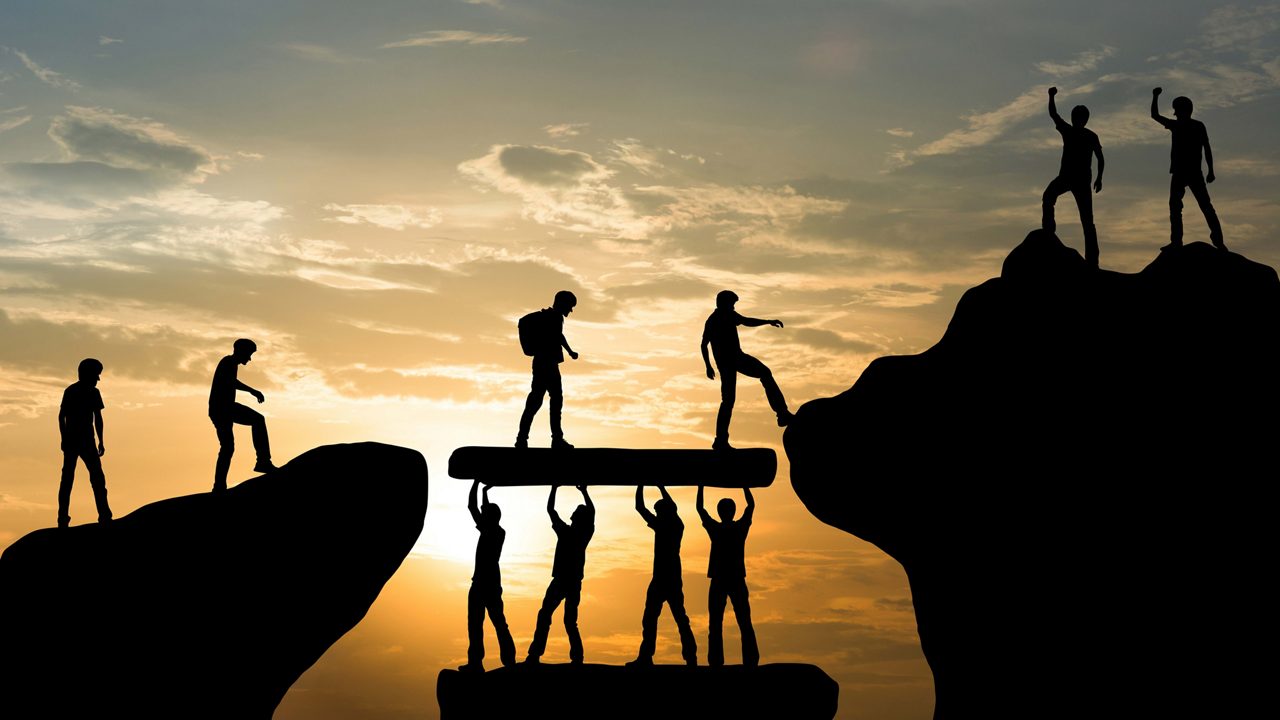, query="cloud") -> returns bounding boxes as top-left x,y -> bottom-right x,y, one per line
789,328 -> 880,355
281,43 -> 363,64
606,275 -> 716,301
1035,46 -> 1116,76
0,114 -> 31,133
380,31 -> 528,48
885,128 -> 914,138
323,203 -> 442,230
1201,3 -> 1280,50
0,493 -> 52,511
99,36 -> 123,46
6,48 -> 81,90
544,122 -> 588,138
47,106 -> 216,180
911,87 -> 1043,161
